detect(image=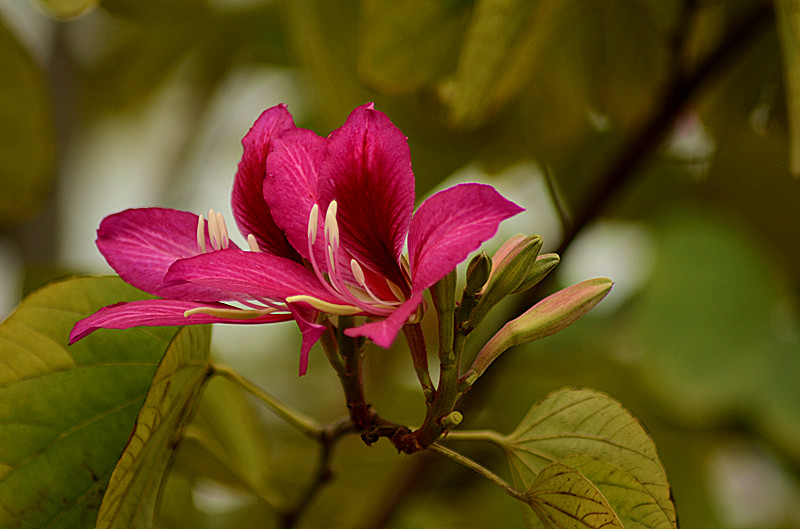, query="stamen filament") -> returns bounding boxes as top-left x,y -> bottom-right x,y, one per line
285,295 -> 362,315
184,306 -> 281,319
